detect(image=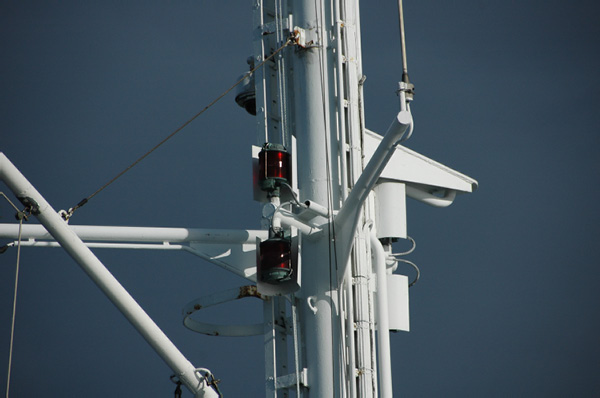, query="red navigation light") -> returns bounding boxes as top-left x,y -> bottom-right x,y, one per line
258,143 -> 290,193
259,150 -> 289,180
258,237 -> 292,283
